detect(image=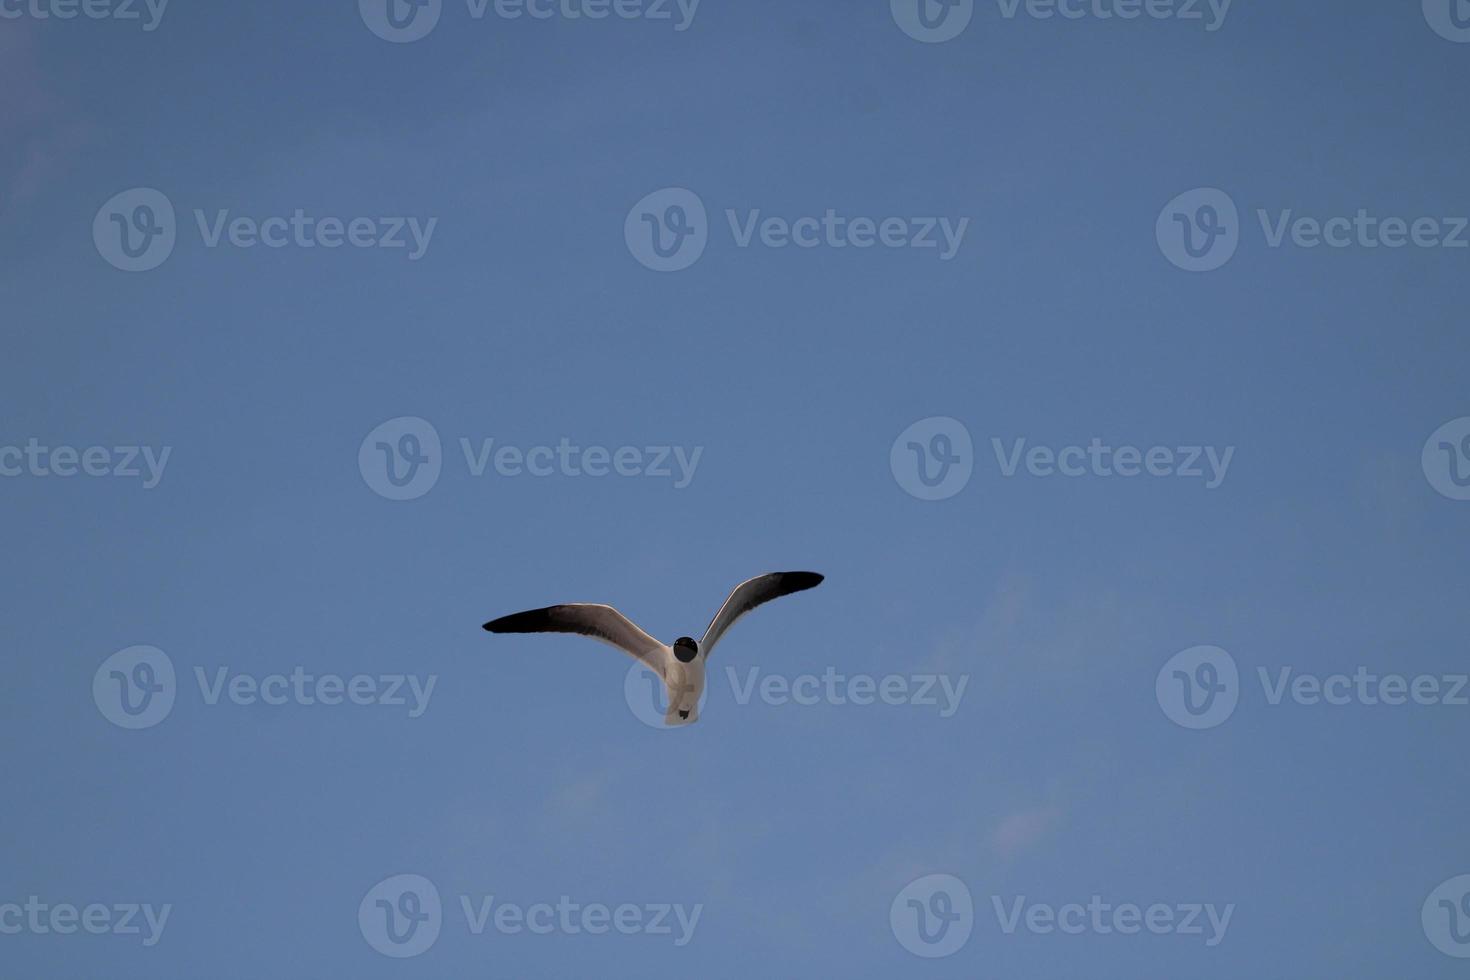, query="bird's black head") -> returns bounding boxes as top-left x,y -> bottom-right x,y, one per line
673,637 -> 699,663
